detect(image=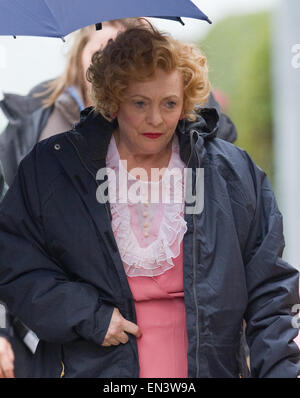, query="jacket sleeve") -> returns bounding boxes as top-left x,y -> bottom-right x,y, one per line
242,154 -> 300,377
0,152 -> 114,345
